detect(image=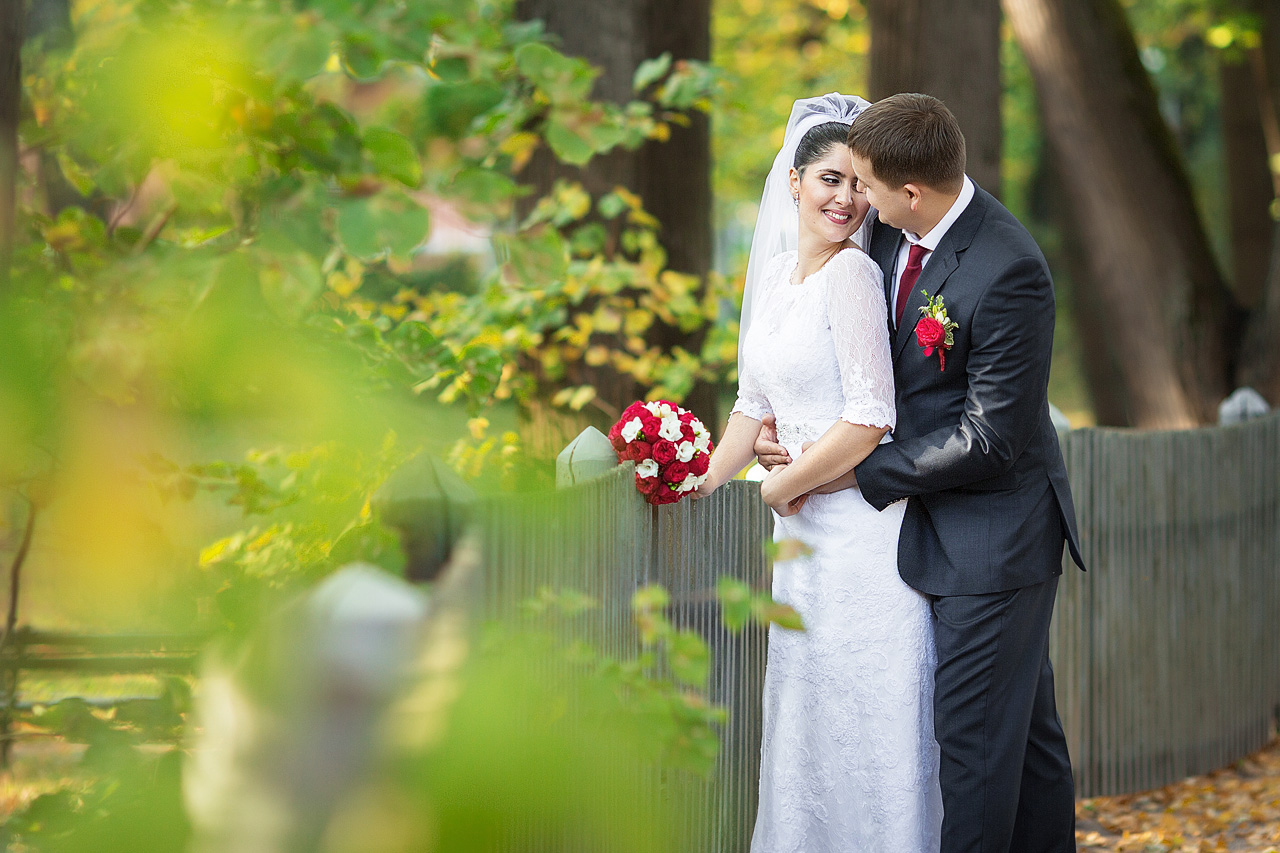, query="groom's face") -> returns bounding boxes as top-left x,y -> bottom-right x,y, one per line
850,153 -> 913,232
